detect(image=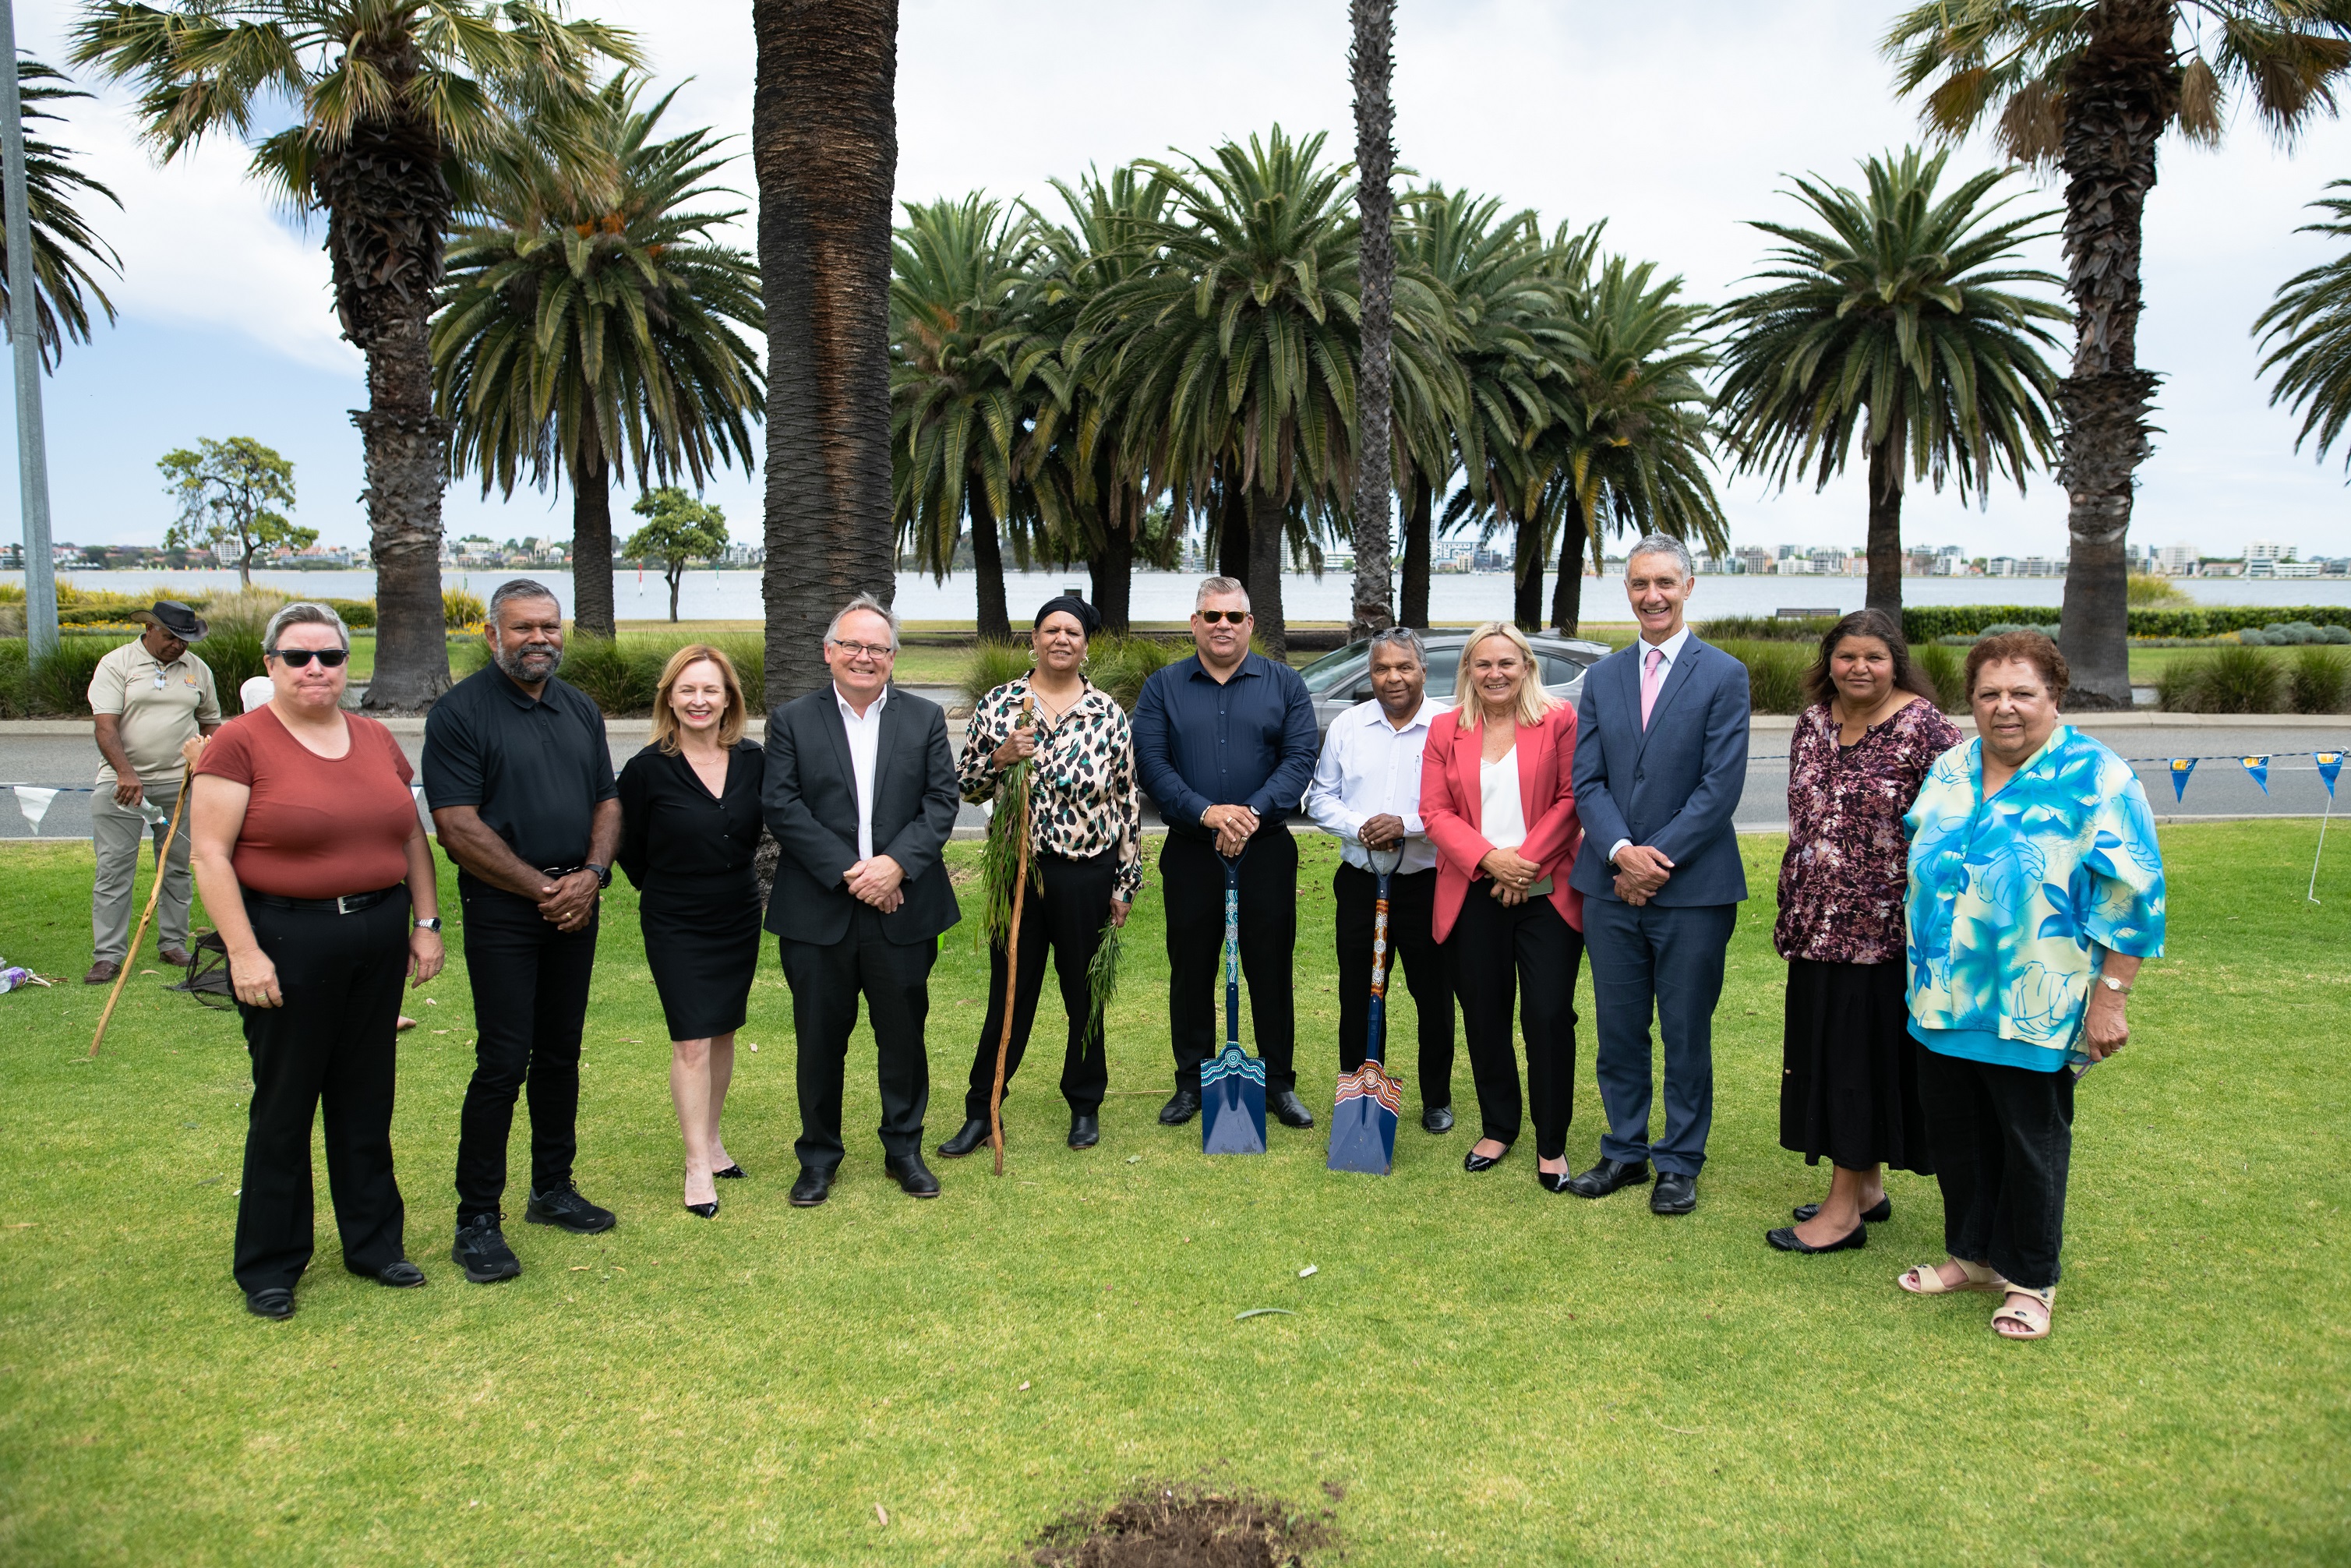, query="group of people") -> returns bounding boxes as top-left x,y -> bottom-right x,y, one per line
94,534 -> 2165,1344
